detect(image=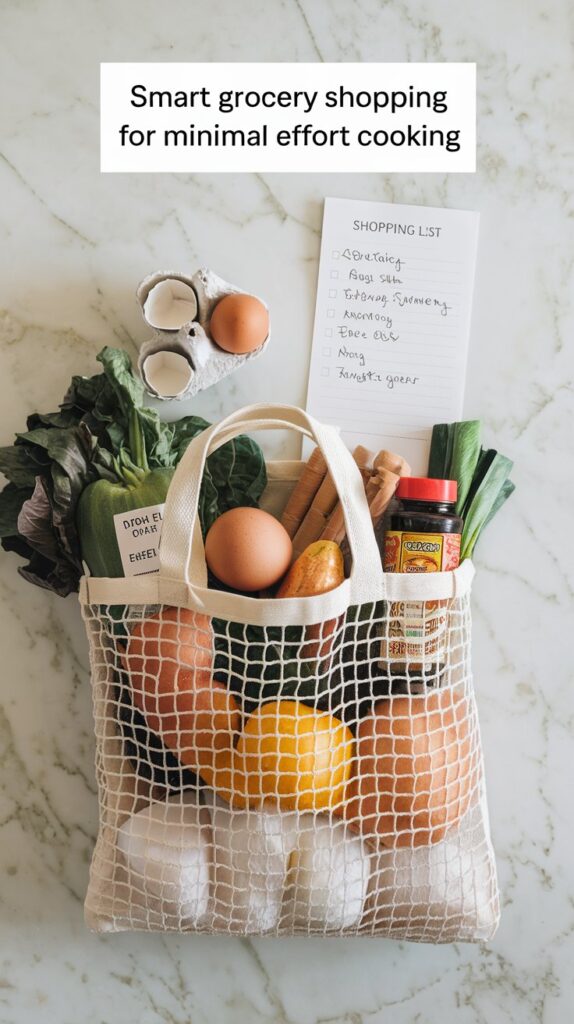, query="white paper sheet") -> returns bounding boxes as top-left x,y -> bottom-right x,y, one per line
306,198 -> 479,473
